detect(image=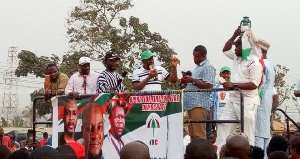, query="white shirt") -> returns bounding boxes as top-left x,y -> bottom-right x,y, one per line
132,65 -> 169,91
224,50 -> 263,105
65,71 -> 99,95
